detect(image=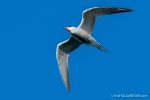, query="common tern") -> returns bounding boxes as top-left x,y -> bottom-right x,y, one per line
56,7 -> 132,91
